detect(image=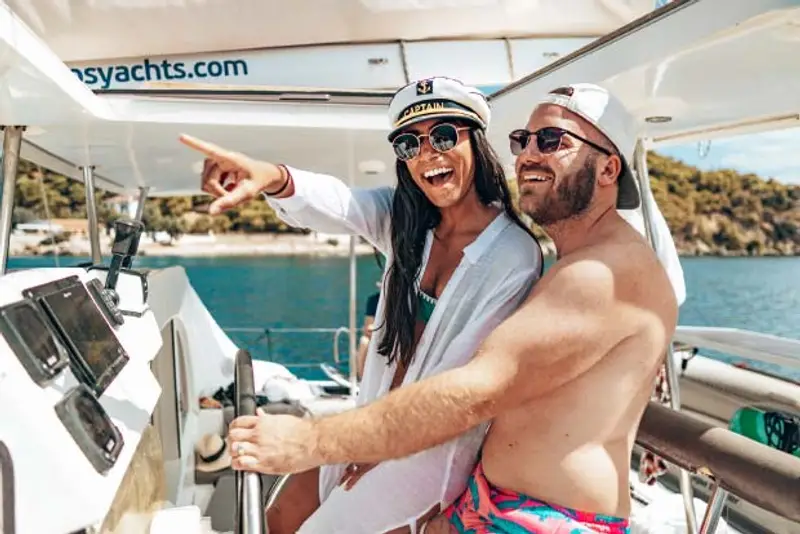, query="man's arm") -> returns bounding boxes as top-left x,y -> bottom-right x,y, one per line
314,259 -> 626,465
